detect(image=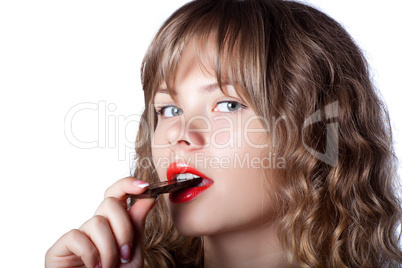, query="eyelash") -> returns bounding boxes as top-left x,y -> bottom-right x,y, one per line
155,100 -> 247,117
155,104 -> 177,116
155,107 -> 165,115
214,100 -> 247,112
